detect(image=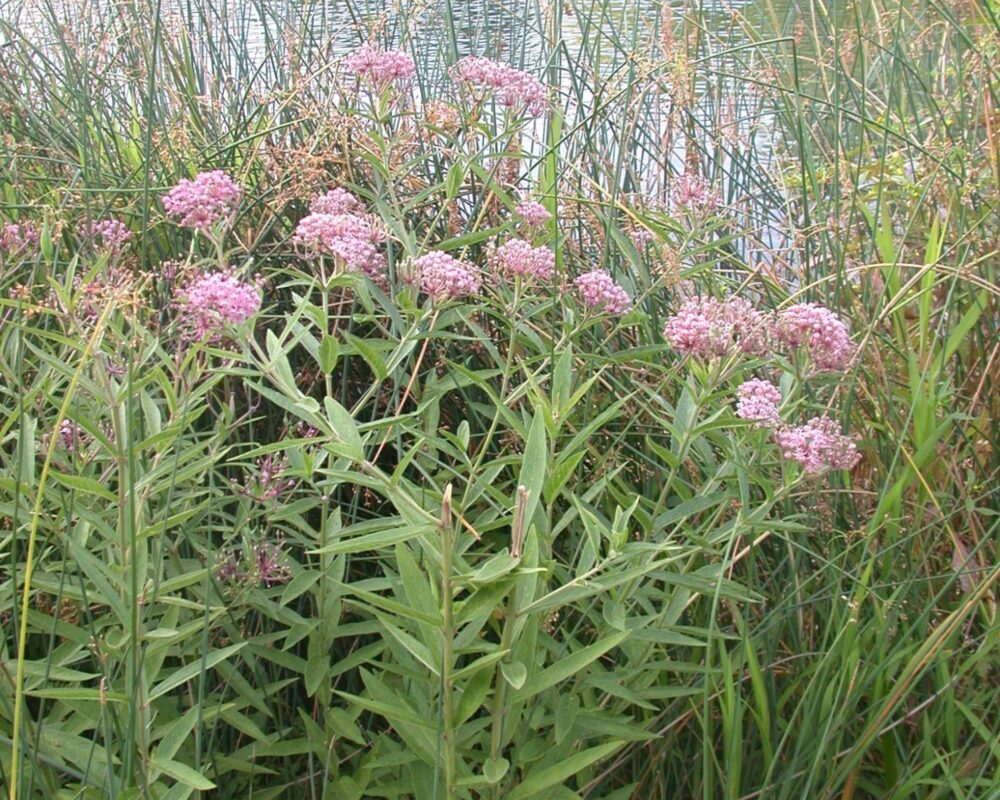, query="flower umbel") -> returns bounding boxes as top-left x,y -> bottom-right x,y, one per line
449,56 -> 548,116
663,296 -> 770,358
776,303 -> 854,371
774,416 -> 861,473
735,379 -> 782,426
179,271 -> 261,339
293,212 -> 386,281
81,218 -> 131,254
491,239 -> 555,281
515,200 -> 552,228
310,187 -> 360,216
413,252 -> 481,301
671,173 -> 720,214
344,46 -> 416,86
1,222 -> 40,255
218,536 -> 291,588
163,170 -> 242,230
574,270 -> 631,315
